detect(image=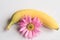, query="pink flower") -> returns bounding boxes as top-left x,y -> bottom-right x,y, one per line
18,16 -> 42,39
